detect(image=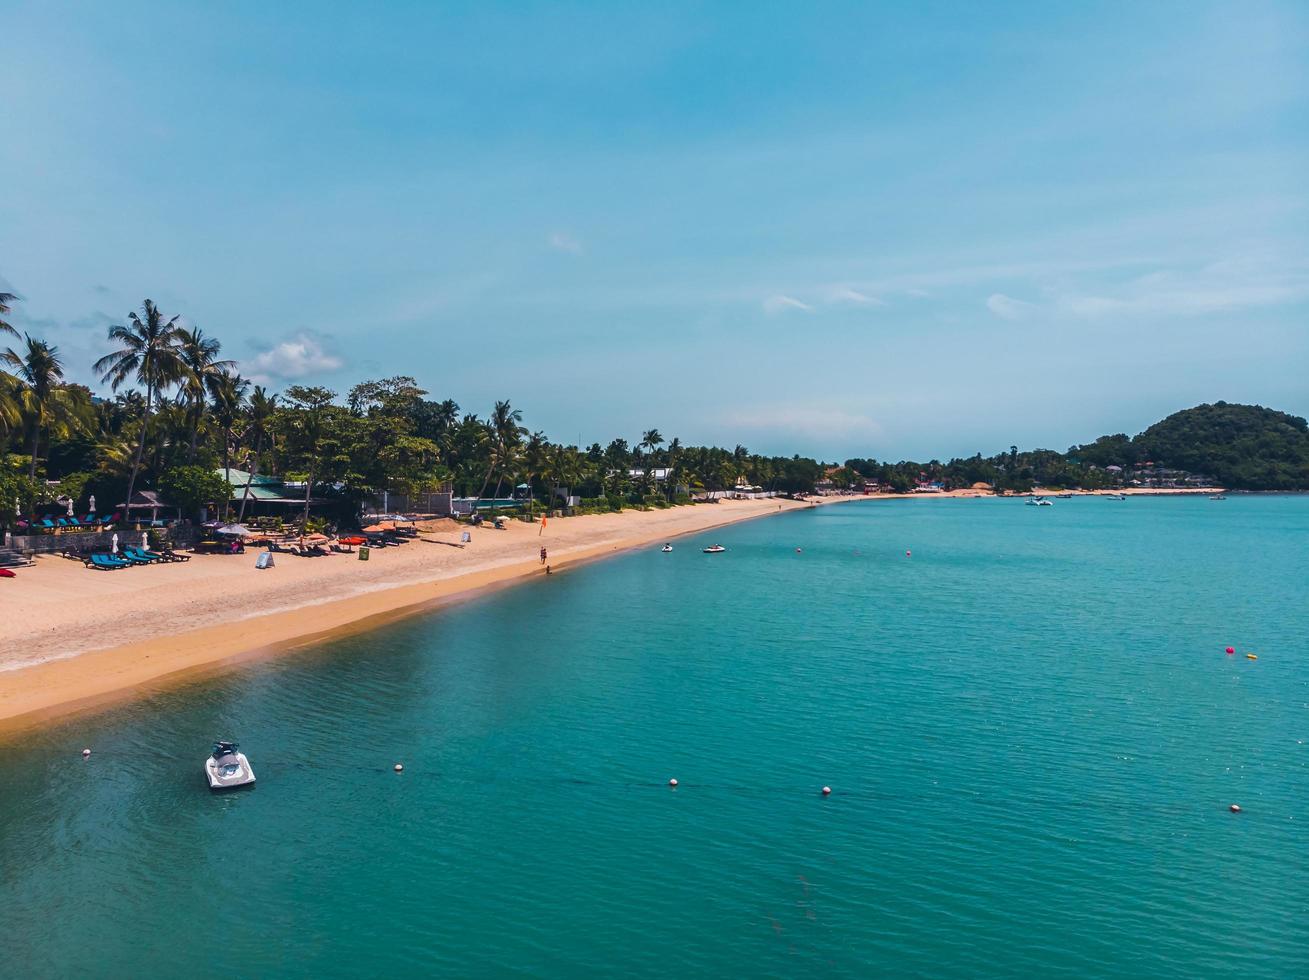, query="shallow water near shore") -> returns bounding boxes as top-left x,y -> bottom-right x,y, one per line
2,496 -> 1307,977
